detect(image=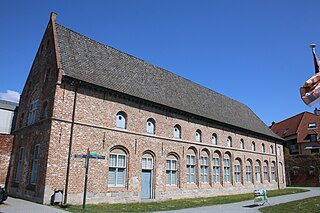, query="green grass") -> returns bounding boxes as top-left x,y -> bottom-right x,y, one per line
60,188 -> 308,212
259,196 -> 320,213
